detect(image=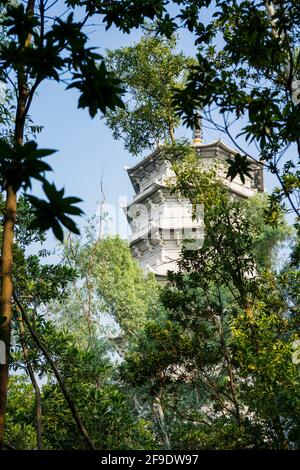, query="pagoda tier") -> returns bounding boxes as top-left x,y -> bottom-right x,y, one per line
125,140 -> 263,280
